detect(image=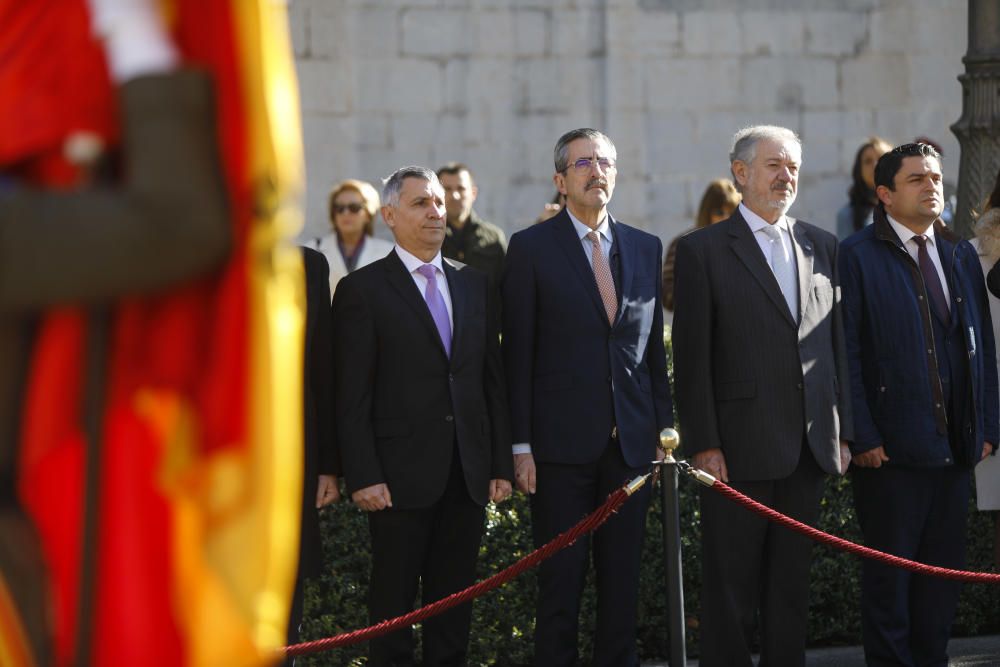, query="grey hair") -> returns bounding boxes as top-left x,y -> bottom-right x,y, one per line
381,165 -> 441,208
729,125 -> 801,167
553,128 -> 617,173
729,125 -> 801,191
